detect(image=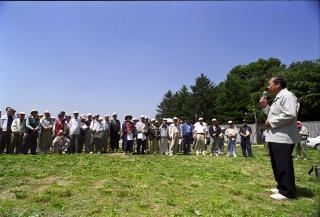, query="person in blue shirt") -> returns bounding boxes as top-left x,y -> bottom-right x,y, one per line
181,120 -> 193,155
